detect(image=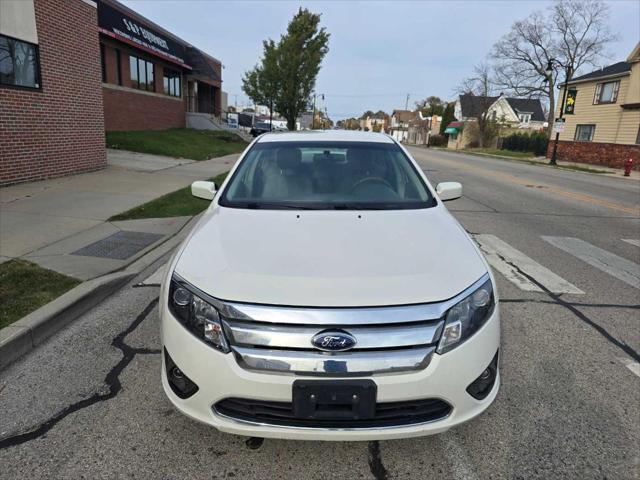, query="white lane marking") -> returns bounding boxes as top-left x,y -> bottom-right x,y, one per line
474,234 -> 584,294
542,237 -> 640,290
622,239 -> 640,248
139,262 -> 167,286
617,357 -> 640,378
